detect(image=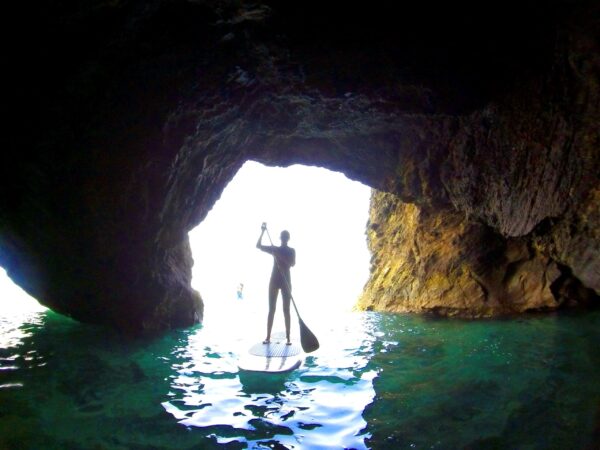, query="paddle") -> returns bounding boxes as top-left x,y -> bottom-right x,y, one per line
264,226 -> 320,353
